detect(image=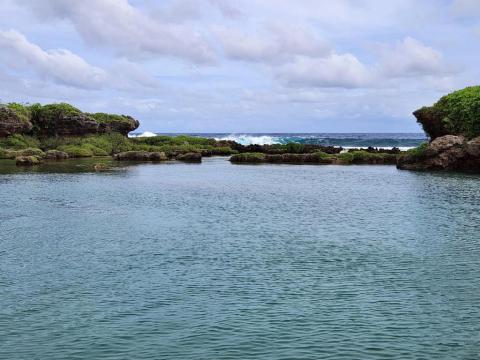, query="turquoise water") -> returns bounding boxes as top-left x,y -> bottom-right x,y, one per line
1,158 -> 480,359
